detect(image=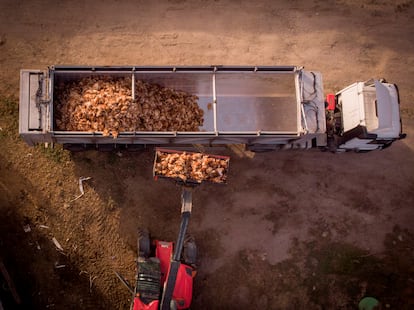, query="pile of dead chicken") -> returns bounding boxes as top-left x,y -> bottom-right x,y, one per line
55,76 -> 204,138
154,151 -> 229,183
